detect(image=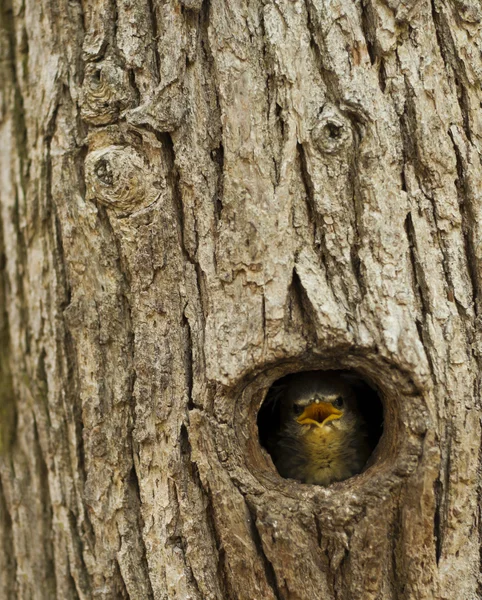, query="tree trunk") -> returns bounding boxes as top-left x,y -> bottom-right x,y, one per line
1,0 -> 481,598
